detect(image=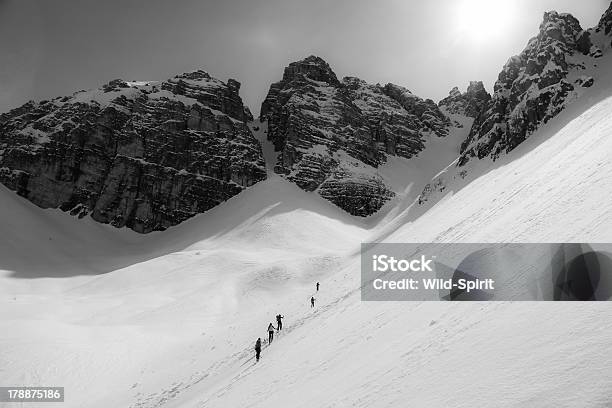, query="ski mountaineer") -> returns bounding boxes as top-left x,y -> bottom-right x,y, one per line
268,322 -> 275,343
255,338 -> 262,362
276,314 -> 284,330
316,282 -> 320,291
311,296 -> 315,308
